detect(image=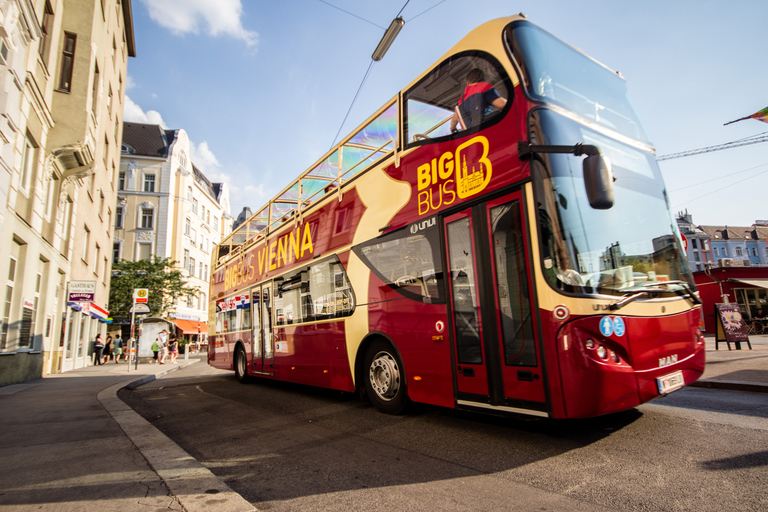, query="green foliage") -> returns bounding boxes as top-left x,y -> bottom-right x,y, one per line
109,257 -> 197,318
